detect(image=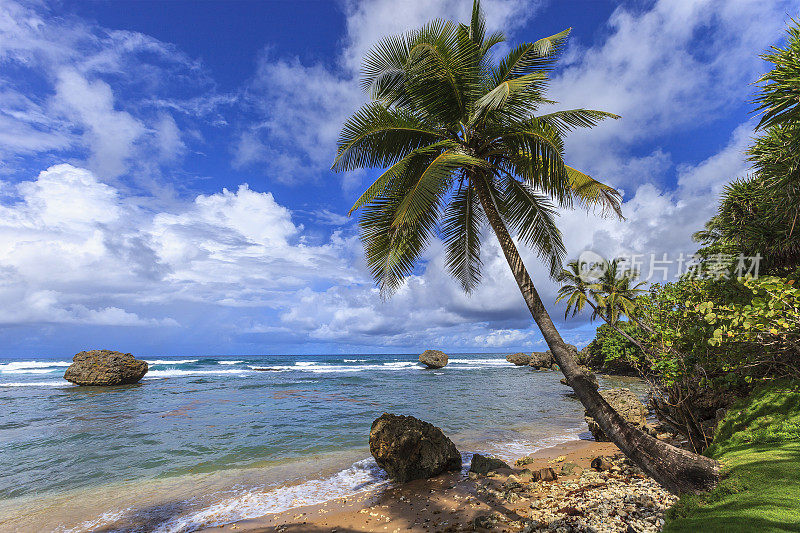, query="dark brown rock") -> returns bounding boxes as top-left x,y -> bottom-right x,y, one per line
506,352 -> 531,366
469,453 -> 510,475
528,351 -> 553,369
585,388 -> 648,441
418,349 -> 448,368
533,467 -> 558,481
591,456 -> 613,471
369,413 -> 461,482
64,349 -> 148,386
